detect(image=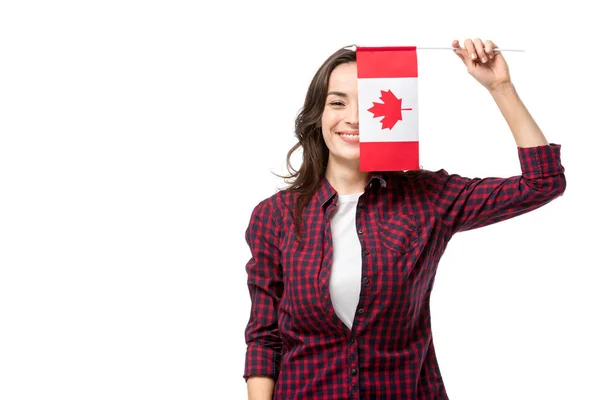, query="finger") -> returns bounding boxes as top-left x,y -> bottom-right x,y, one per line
473,38 -> 488,63
464,38 -> 477,62
484,40 -> 495,59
